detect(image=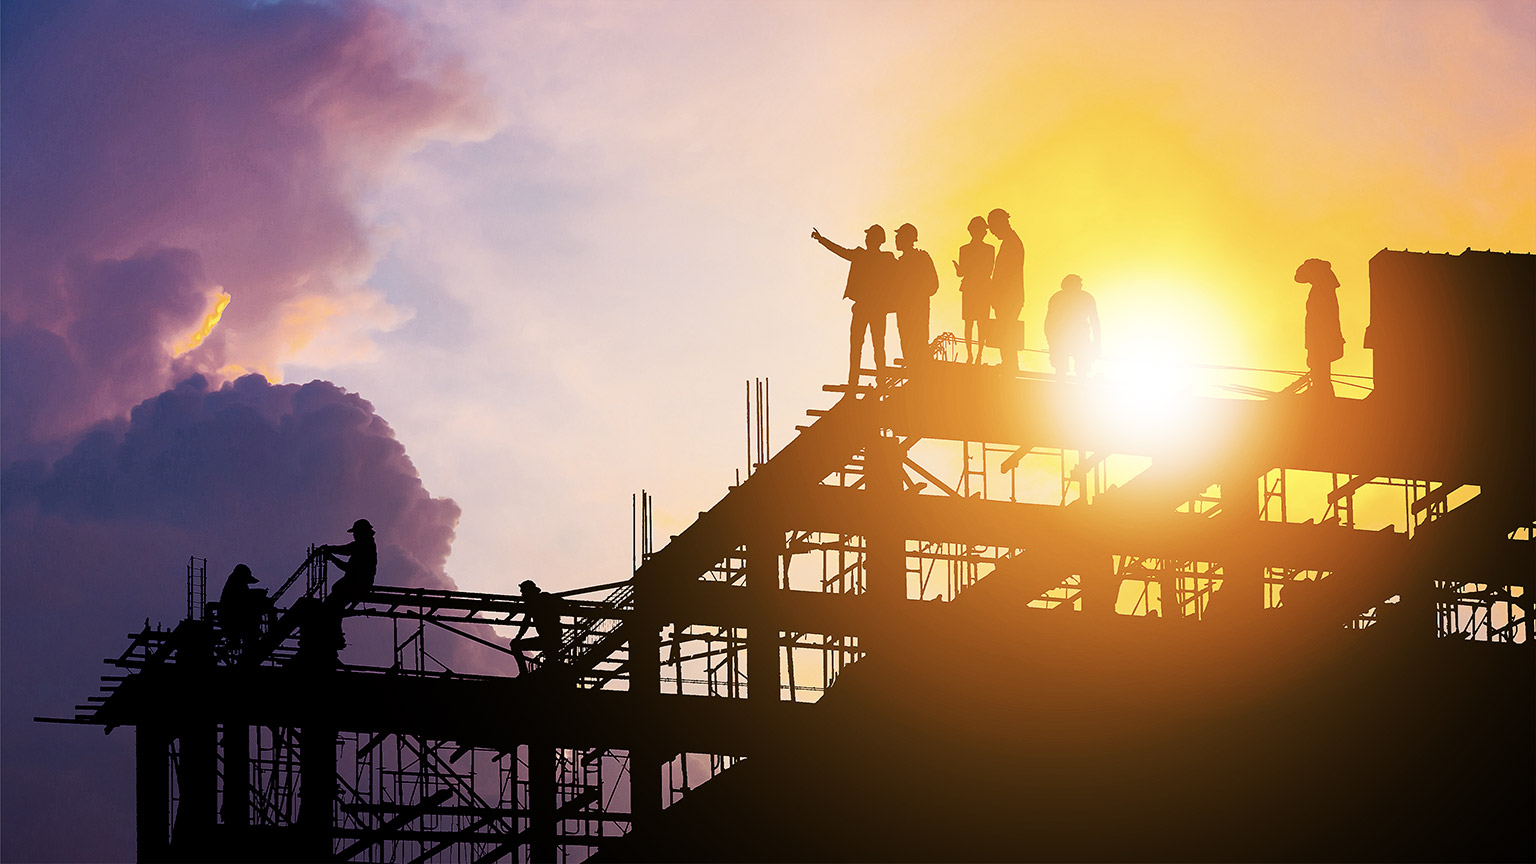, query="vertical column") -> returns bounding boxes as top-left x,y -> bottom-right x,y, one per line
221,722 -> 249,829
296,604 -> 339,860
628,582 -> 663,833
747,527 -> 783,706
1221,469 -> 1264,615
863,436 -> 907,658
173,724 -> 217,852
136,725 -> 170,863
171,621 -> 216,857
529,738 -> 557,863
